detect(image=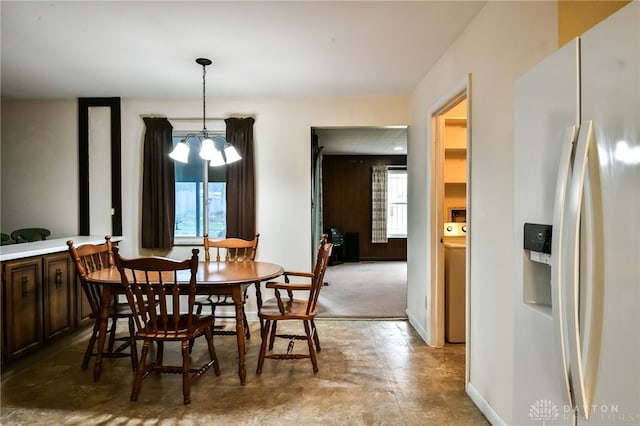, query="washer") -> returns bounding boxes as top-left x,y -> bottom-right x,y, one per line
443,222 -> 467,343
